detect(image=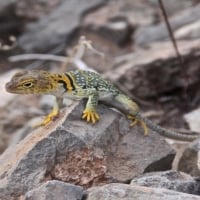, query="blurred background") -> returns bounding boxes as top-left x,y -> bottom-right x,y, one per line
0,0 -> 200,154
